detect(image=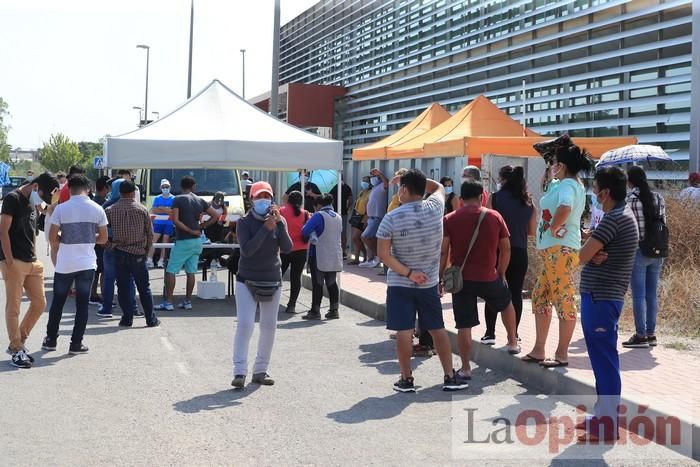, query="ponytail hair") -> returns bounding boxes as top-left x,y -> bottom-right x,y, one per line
627,166 -> 656,233
499,165 -> 529,205
287,190 -> 303,217
555,144 -> 594,176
